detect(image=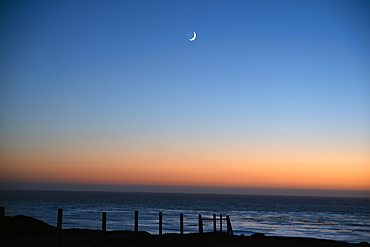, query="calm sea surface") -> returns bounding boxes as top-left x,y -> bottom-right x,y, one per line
0,190 -> 369,243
